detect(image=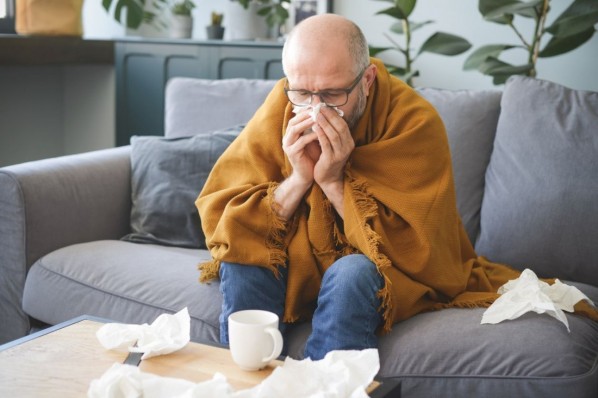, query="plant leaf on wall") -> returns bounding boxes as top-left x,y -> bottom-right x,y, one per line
545,0 -> 598,37
540,28 -> 595,57
463,44 -> 517,70
466,0 -> 598,85
370,0 -> 471,86
418,32 -> 472,56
